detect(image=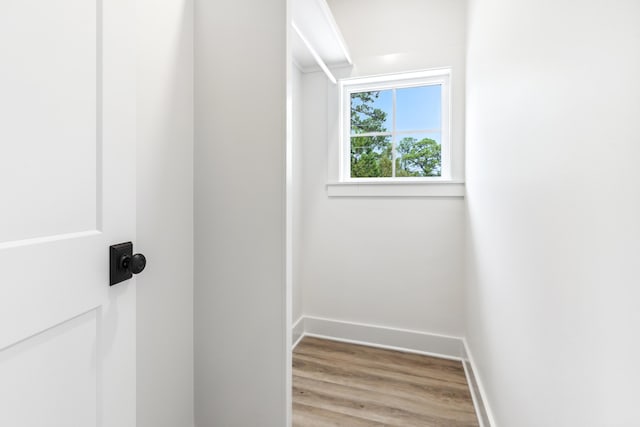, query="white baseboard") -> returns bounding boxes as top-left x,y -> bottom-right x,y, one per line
294,315 -> 465,360
292,316 -> 305,350
462,339 -> 496,427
